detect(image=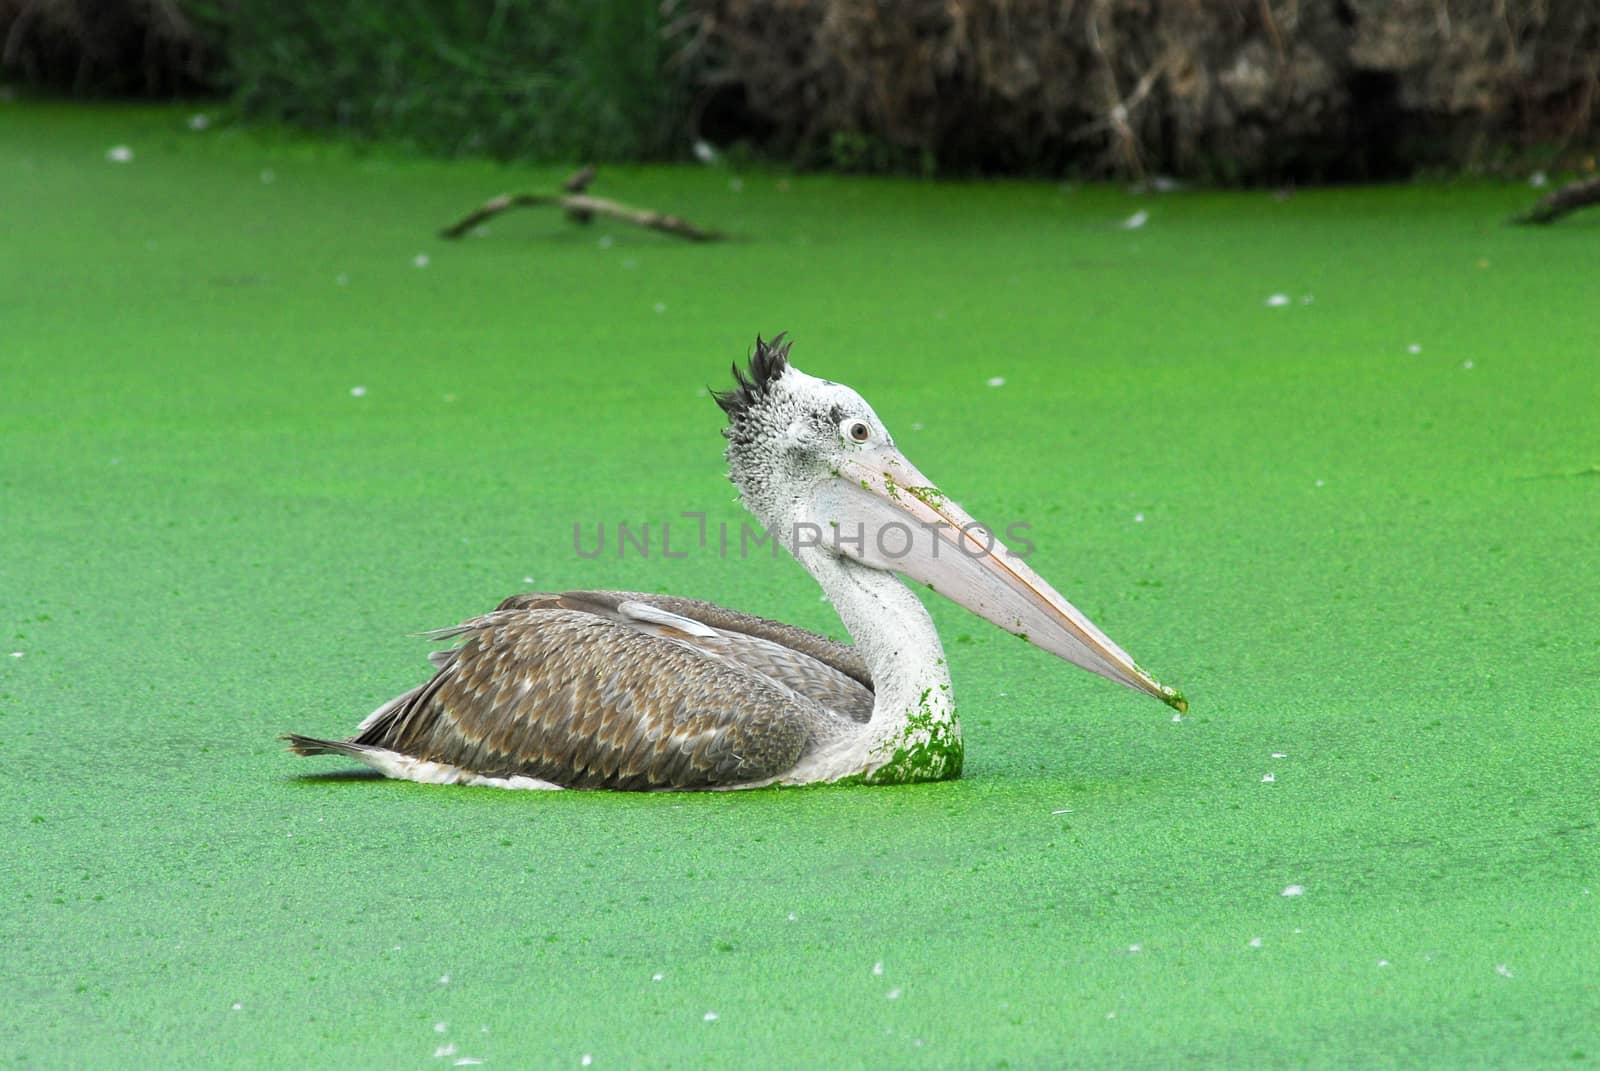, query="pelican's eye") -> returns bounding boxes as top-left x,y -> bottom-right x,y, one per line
847,421 -> 871,443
